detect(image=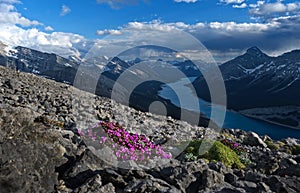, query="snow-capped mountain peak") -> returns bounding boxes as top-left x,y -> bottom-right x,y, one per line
193,46 -> 300,111
246,46 -> 263,56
